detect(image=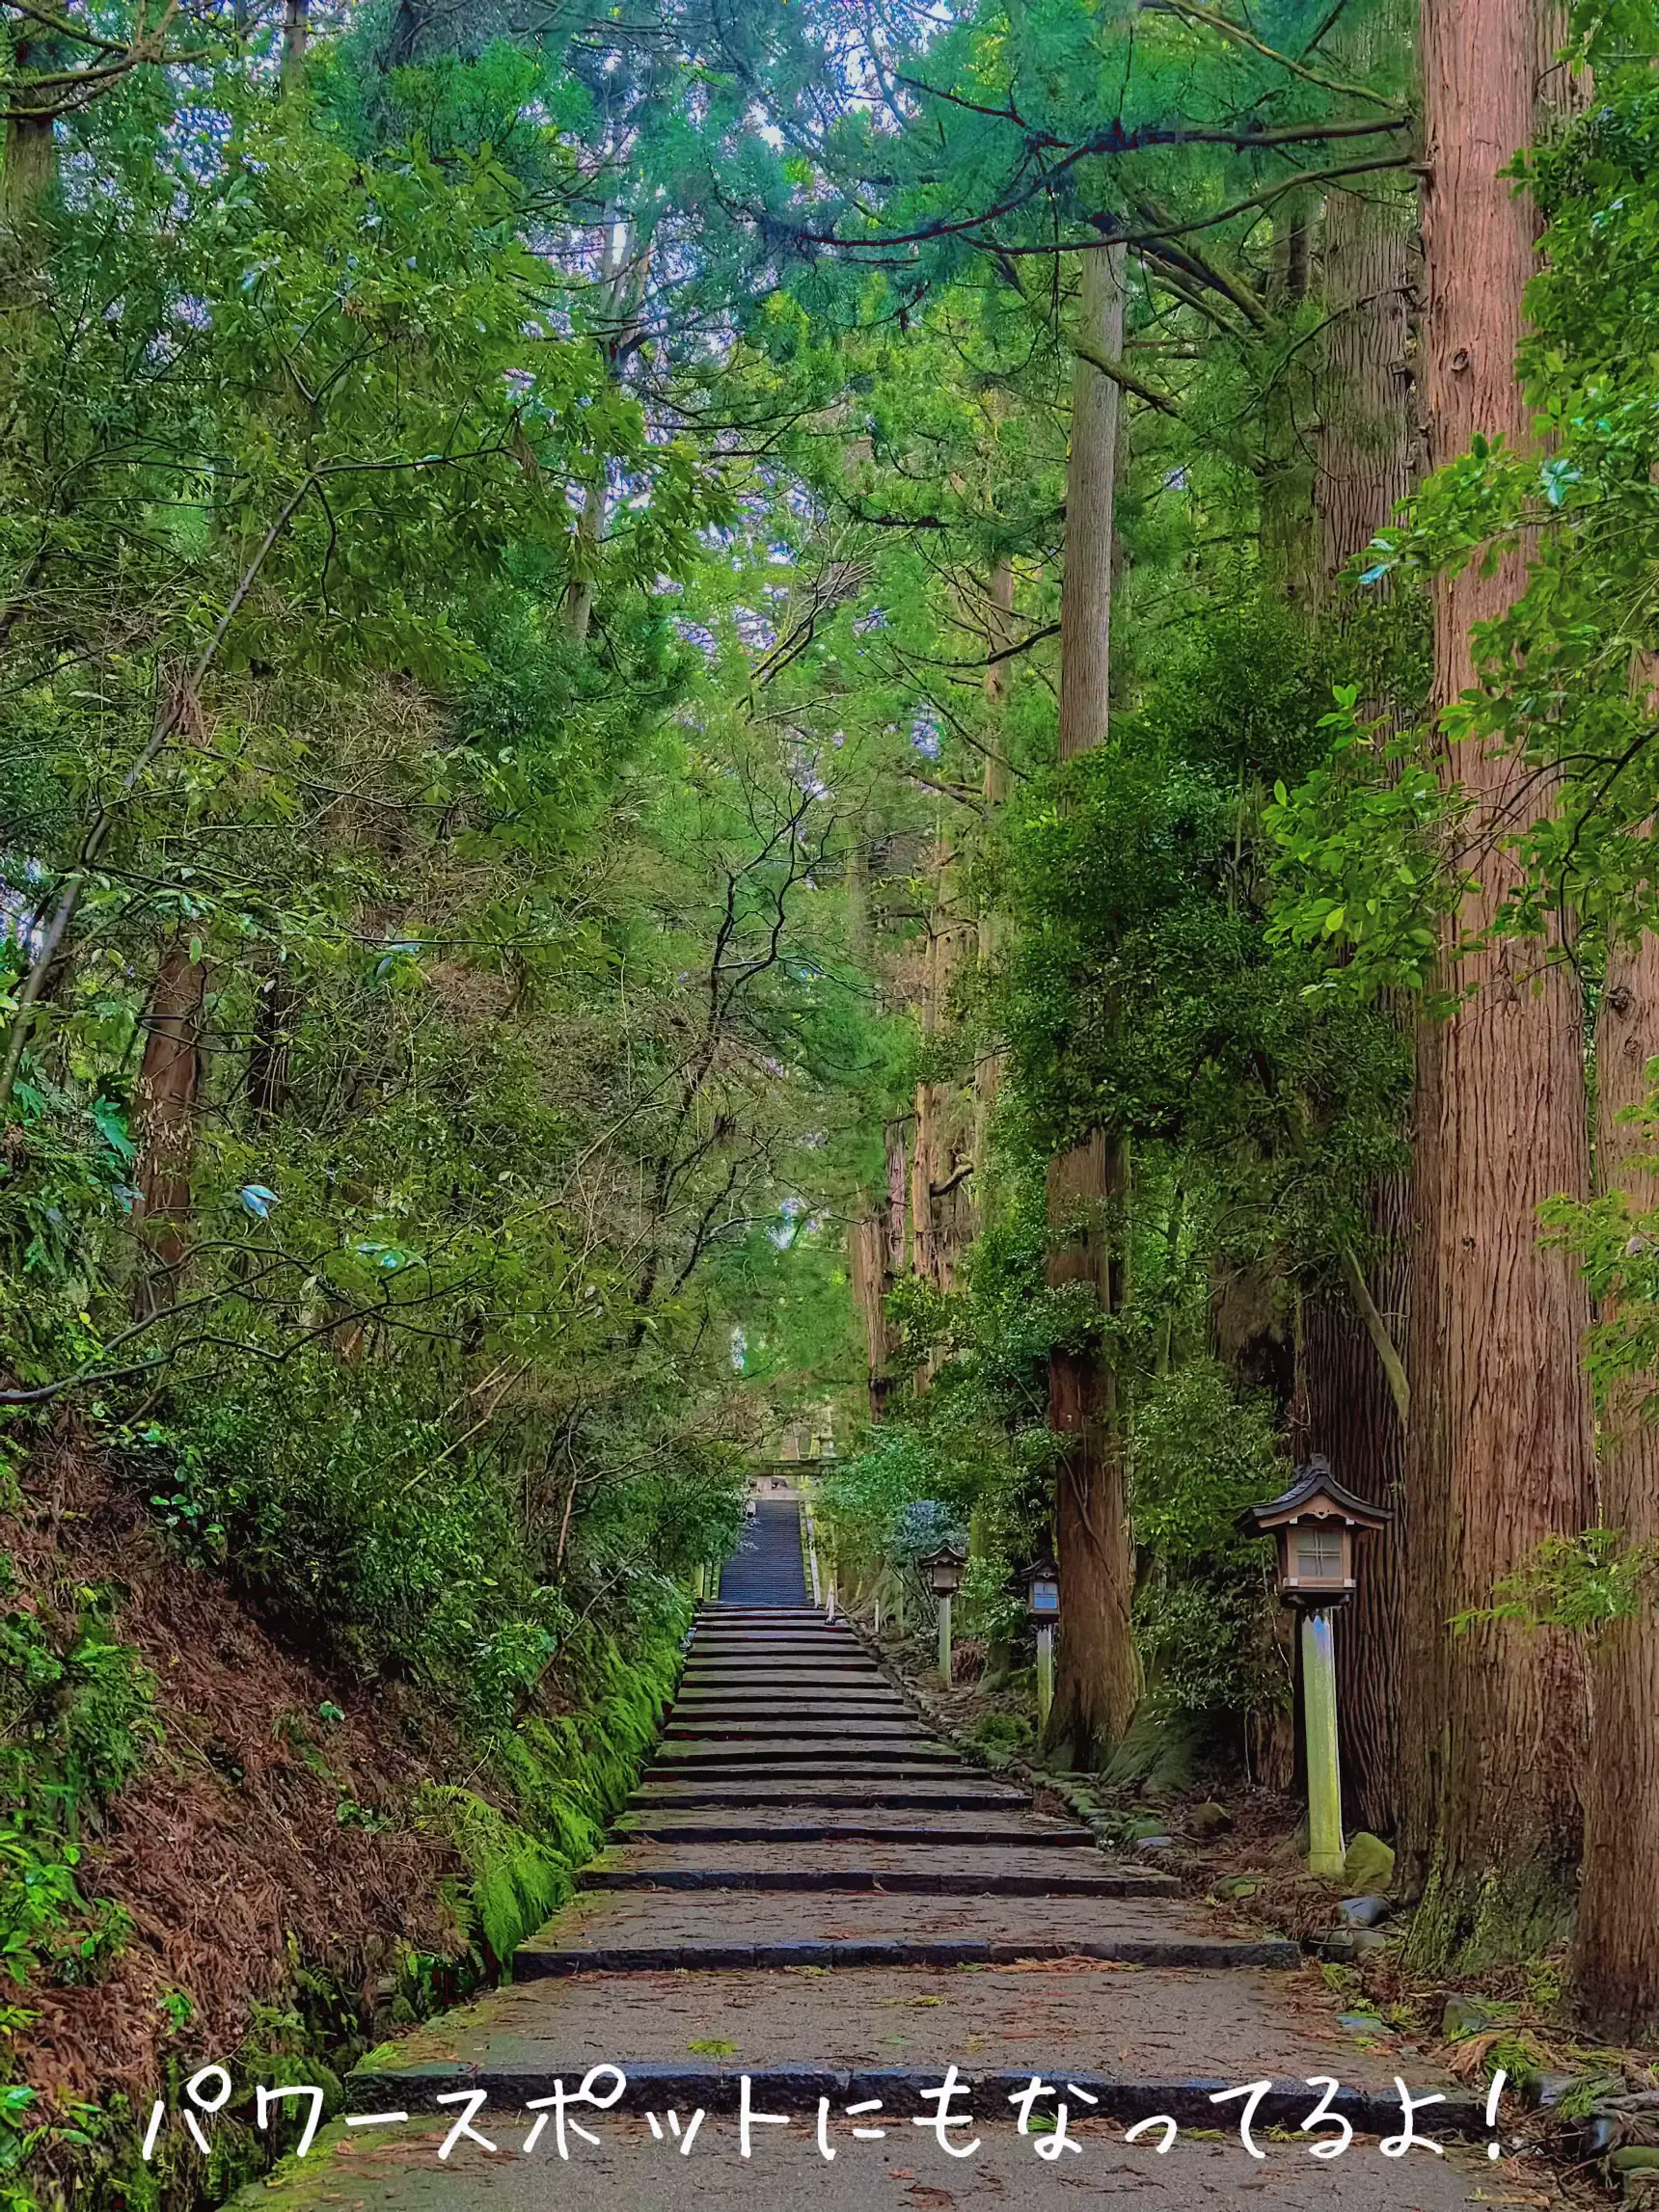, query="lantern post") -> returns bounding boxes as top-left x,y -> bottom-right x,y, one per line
922,1544 -> 966,1684
1238,1457 -> 1391,1882
1021,1555 -> 1061,1735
